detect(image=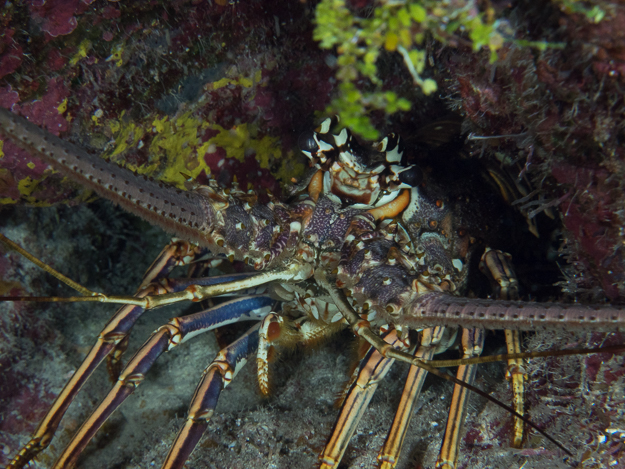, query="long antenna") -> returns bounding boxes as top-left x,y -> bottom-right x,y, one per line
0,232 -> 96,297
